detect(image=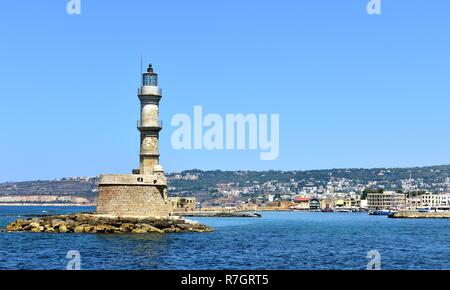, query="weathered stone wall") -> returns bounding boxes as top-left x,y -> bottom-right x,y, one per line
97,184 -> 172,217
